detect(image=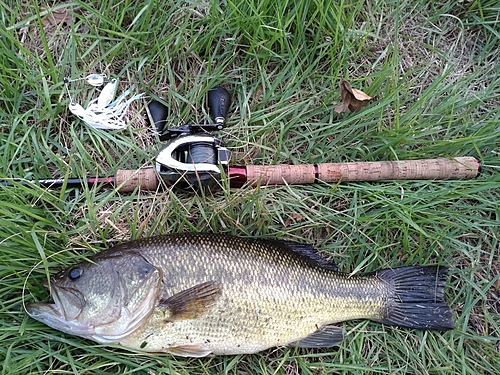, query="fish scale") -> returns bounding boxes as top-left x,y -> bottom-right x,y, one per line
27,233 -> 454,357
